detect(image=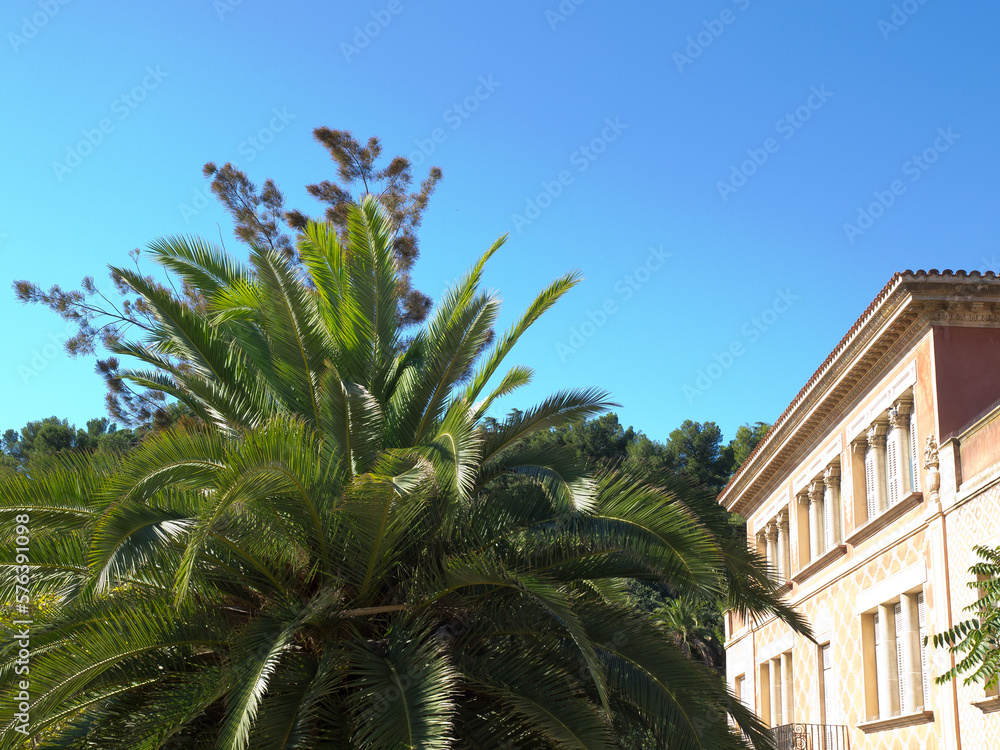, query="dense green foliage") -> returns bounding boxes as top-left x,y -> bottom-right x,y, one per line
521,413 -> 770,494
1,417 -> 134,473
927,545 -> 1000,689
523,414 -> 767,674
0,200 -> 802,748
